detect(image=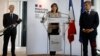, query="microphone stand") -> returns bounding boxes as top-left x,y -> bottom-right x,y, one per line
40,15 -> 49,55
